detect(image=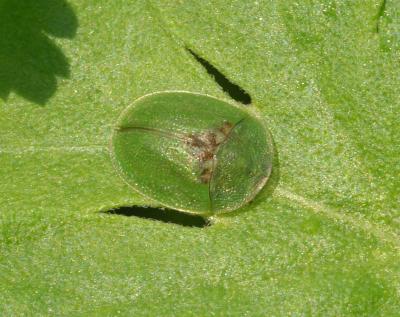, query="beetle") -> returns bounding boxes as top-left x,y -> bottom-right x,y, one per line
111,91 -> 273,215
